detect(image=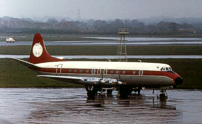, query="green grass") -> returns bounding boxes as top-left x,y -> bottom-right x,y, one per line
1,45 -> 202,55
0,58 -> 202,89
